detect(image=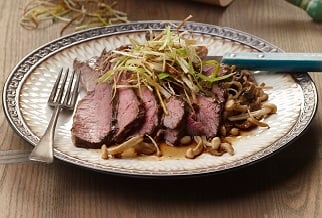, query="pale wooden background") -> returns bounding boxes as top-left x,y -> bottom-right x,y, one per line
0,0 -> 321,217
